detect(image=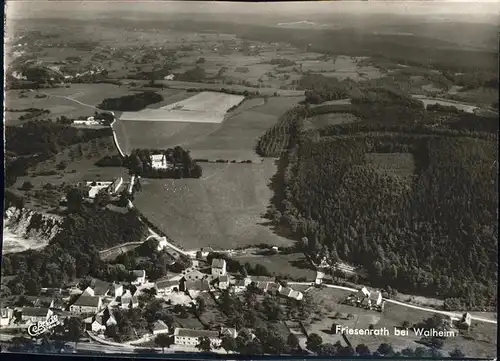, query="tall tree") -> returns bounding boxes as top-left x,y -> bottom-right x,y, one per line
197,336 -> 212,353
